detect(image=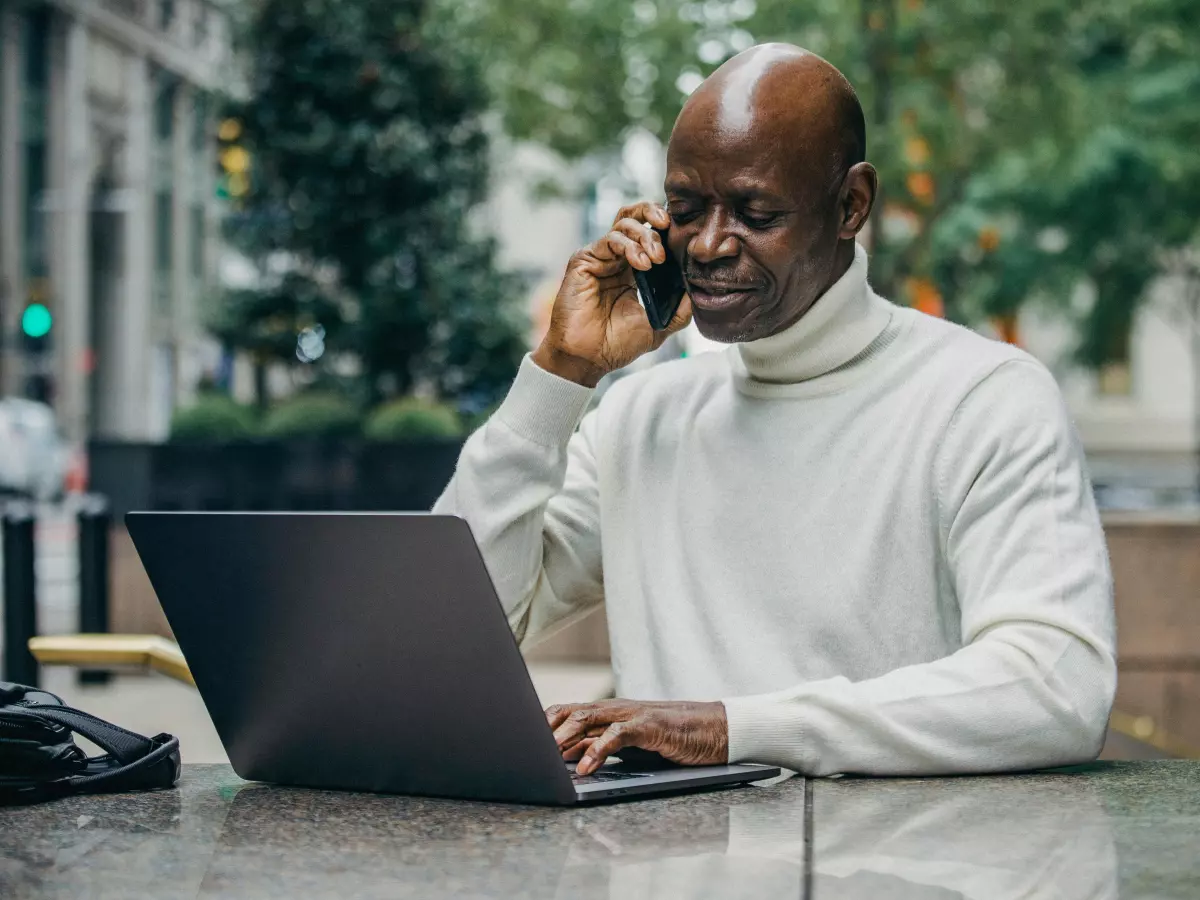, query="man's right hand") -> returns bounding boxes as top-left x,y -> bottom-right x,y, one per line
531,202 -> 693,388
